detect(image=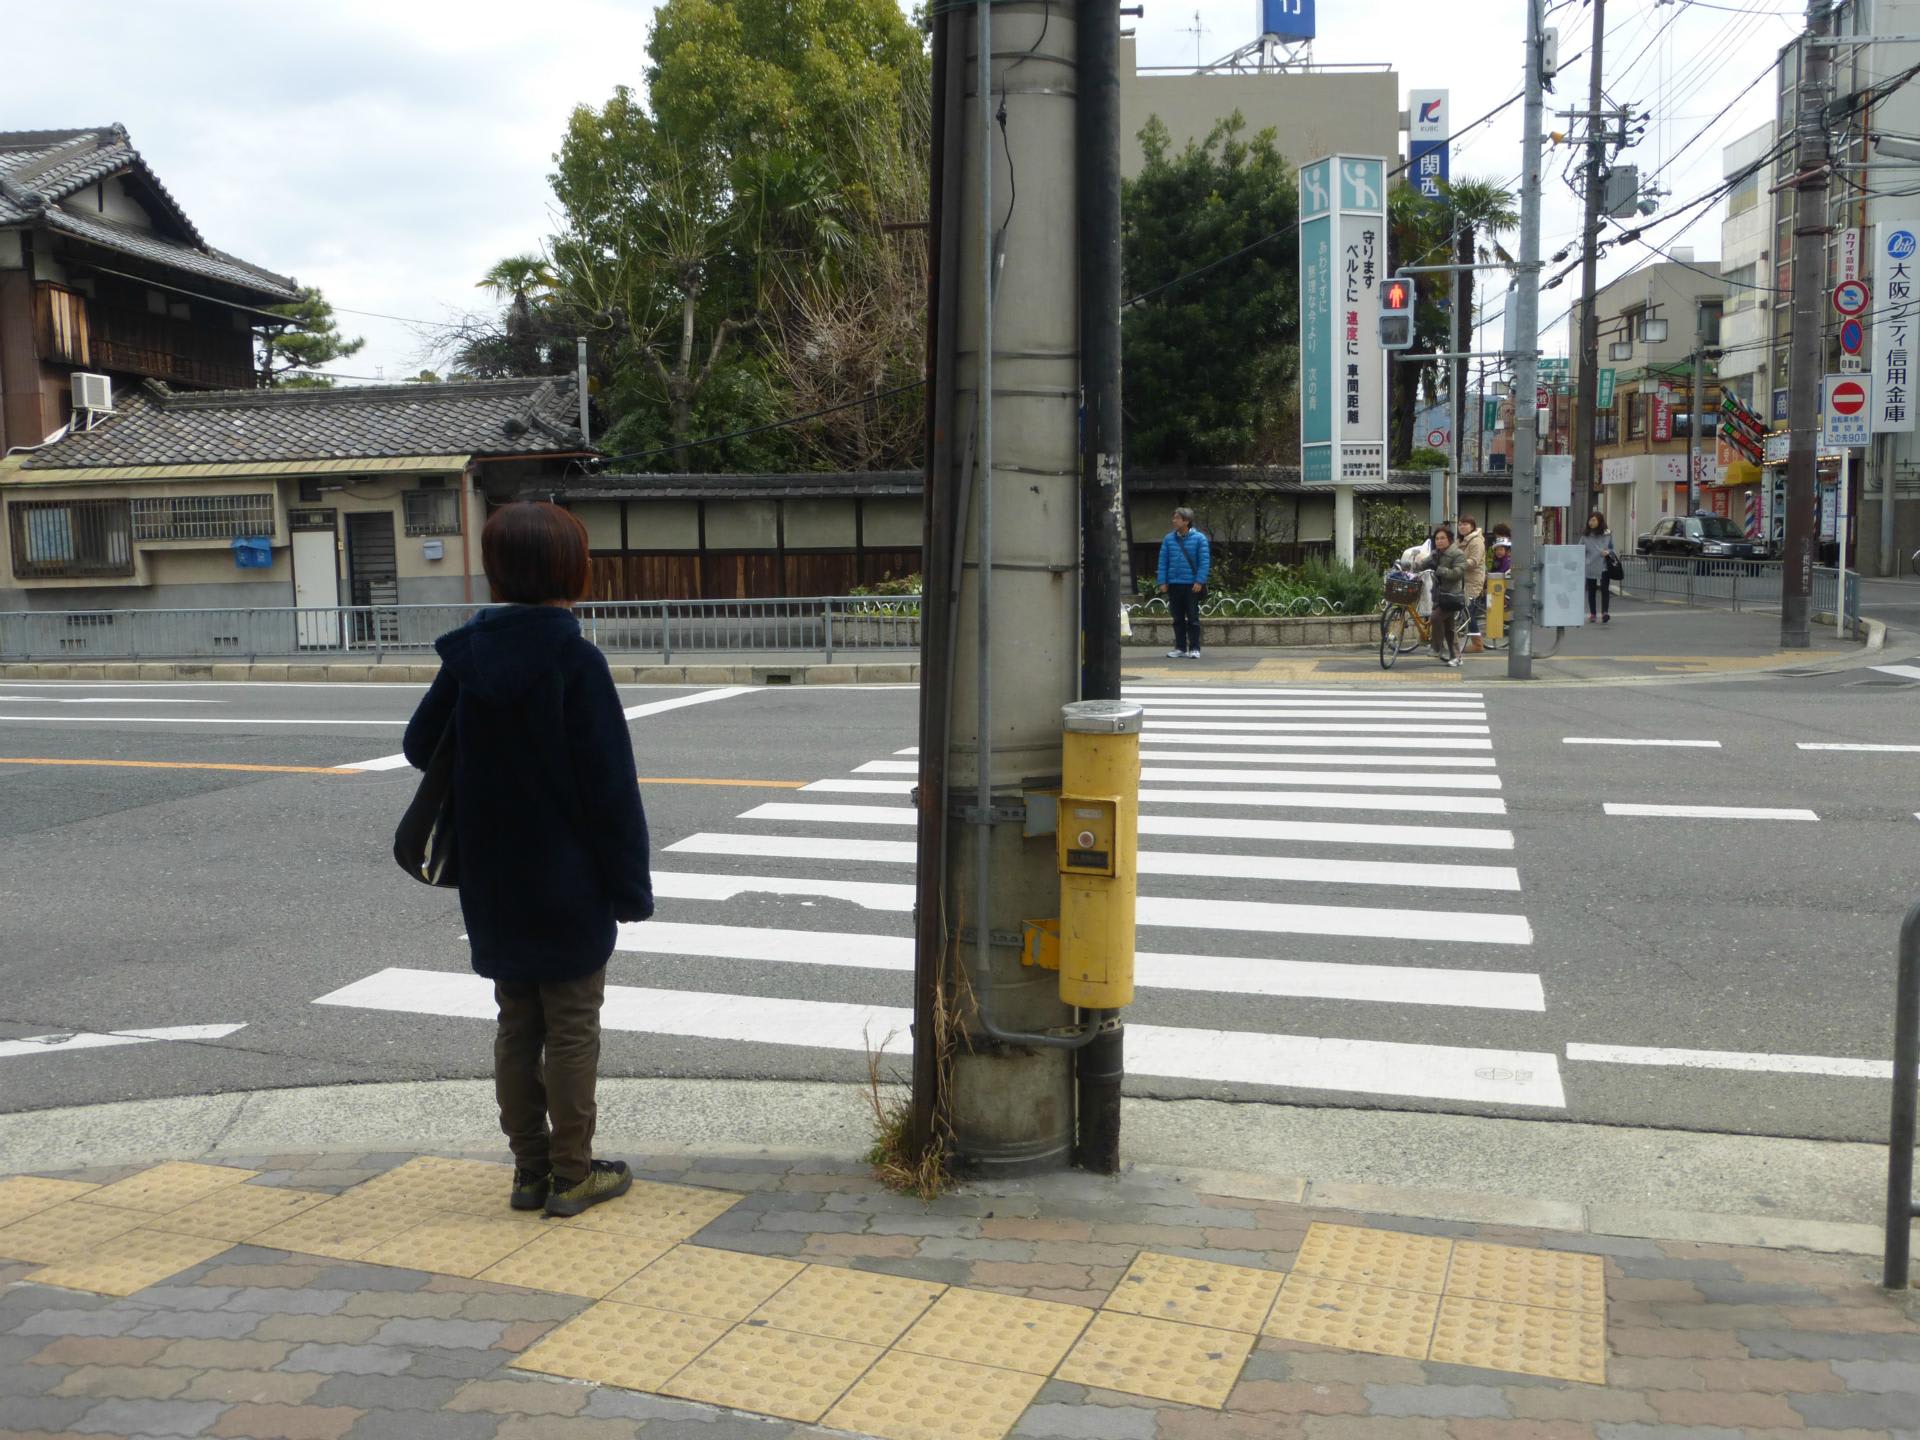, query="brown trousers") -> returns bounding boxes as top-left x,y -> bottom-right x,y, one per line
493,968 -> 606,1185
